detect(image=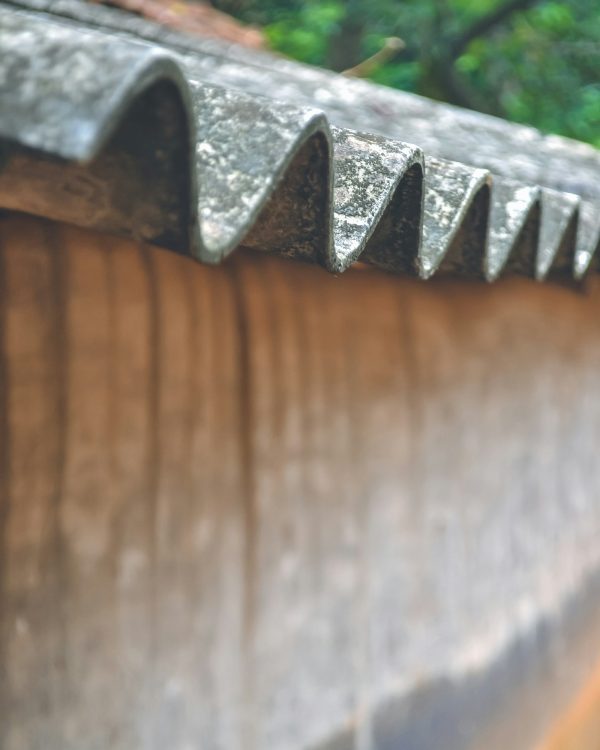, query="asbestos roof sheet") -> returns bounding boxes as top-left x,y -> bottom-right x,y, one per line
2,0 -> 600,280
